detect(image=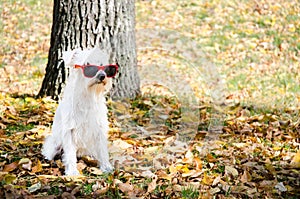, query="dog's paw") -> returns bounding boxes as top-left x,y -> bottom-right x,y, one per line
41,148 -> 55,160
65,169 -> 80,176
100,163 -> 114,173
